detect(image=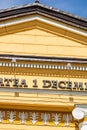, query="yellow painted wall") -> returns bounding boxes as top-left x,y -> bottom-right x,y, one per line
0,124 -> 77,130
0,22 -> 87,58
